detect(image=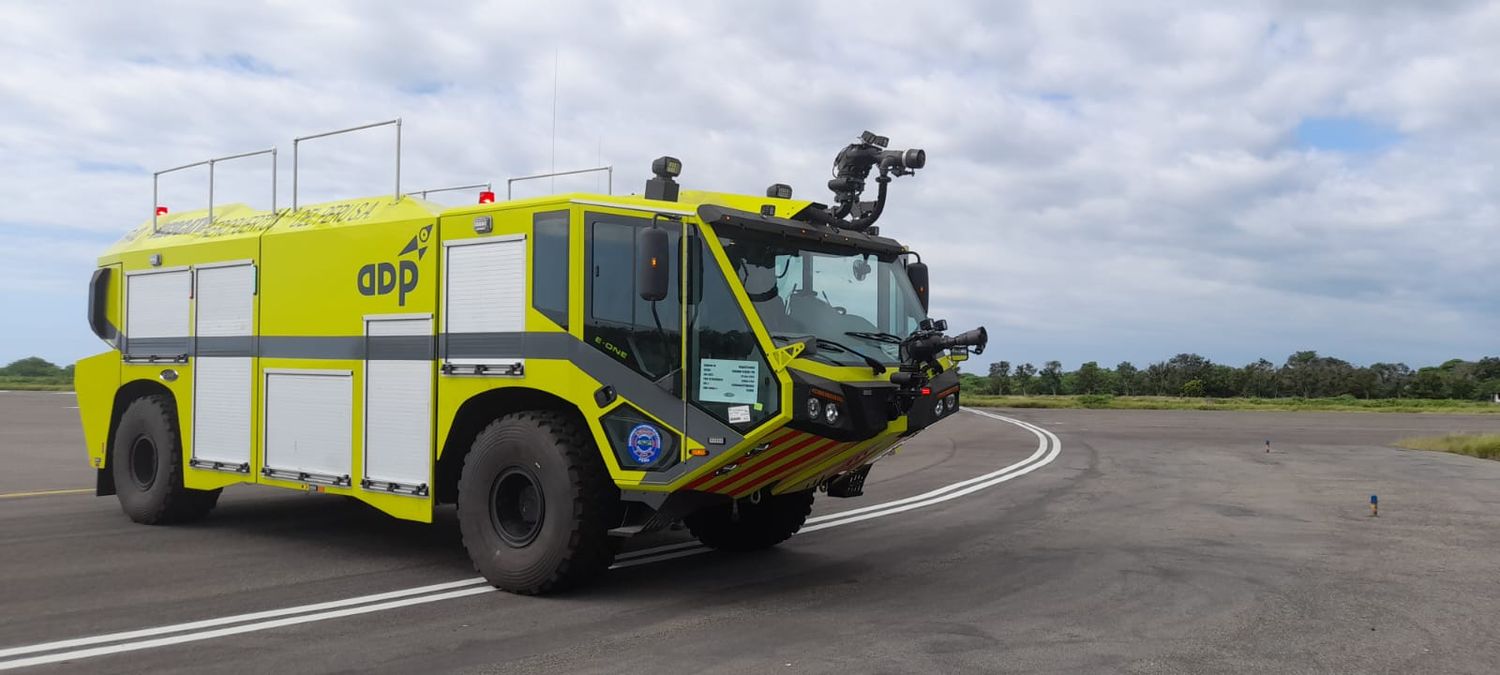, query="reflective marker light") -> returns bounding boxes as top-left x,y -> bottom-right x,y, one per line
155,206 -> 169,216
806,397 -> 822,419
689,448 -> 709,457
478,190 -> 495,204
920,387 -> 932,396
